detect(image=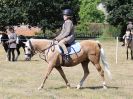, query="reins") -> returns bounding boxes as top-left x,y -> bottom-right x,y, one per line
38,40 -> 57,62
